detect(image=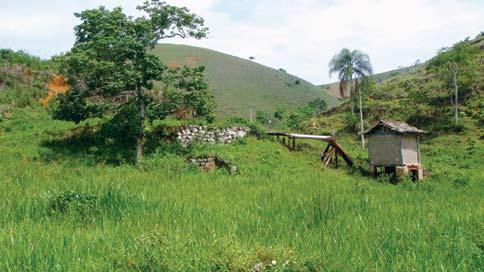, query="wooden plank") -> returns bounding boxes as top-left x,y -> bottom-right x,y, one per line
320,144 -> 331,162
269,132 -> 334,141
269,131 -> 353,167
329,140 -> 353,166
335,152 -> 339,168
324,148 -> 335,166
